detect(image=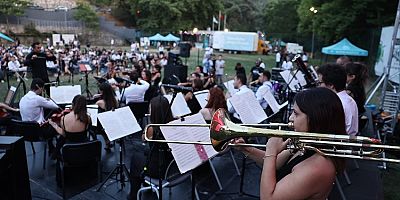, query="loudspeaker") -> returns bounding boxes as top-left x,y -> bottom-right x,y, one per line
179,43 -> 191,58
162,64 -> 188,85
